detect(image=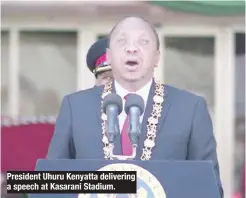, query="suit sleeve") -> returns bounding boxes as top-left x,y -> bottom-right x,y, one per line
187,97 -> 223,197
47,96 -> 75,159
